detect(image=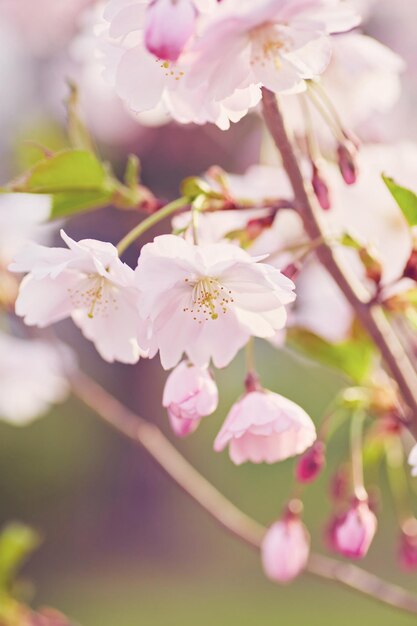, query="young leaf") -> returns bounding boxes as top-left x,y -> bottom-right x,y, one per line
382,174 -> 417,226
287,326 -> 375,383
